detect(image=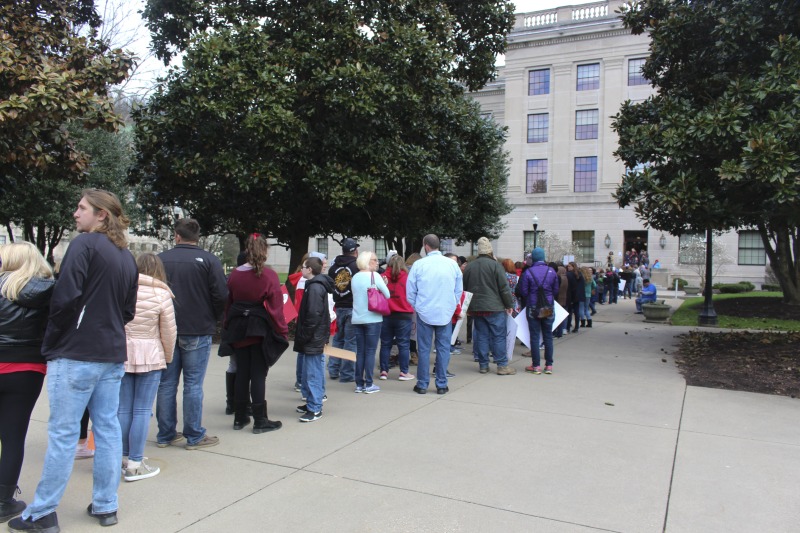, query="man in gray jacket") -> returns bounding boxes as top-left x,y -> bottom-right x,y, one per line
463,237 -> 516,375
